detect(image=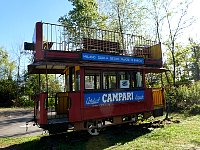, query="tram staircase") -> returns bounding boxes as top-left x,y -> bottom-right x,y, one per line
47,92 -> 71,124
